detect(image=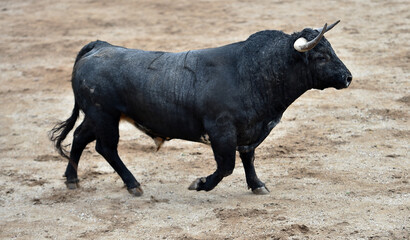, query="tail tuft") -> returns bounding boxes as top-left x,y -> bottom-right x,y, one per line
49,103 -> 80,163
